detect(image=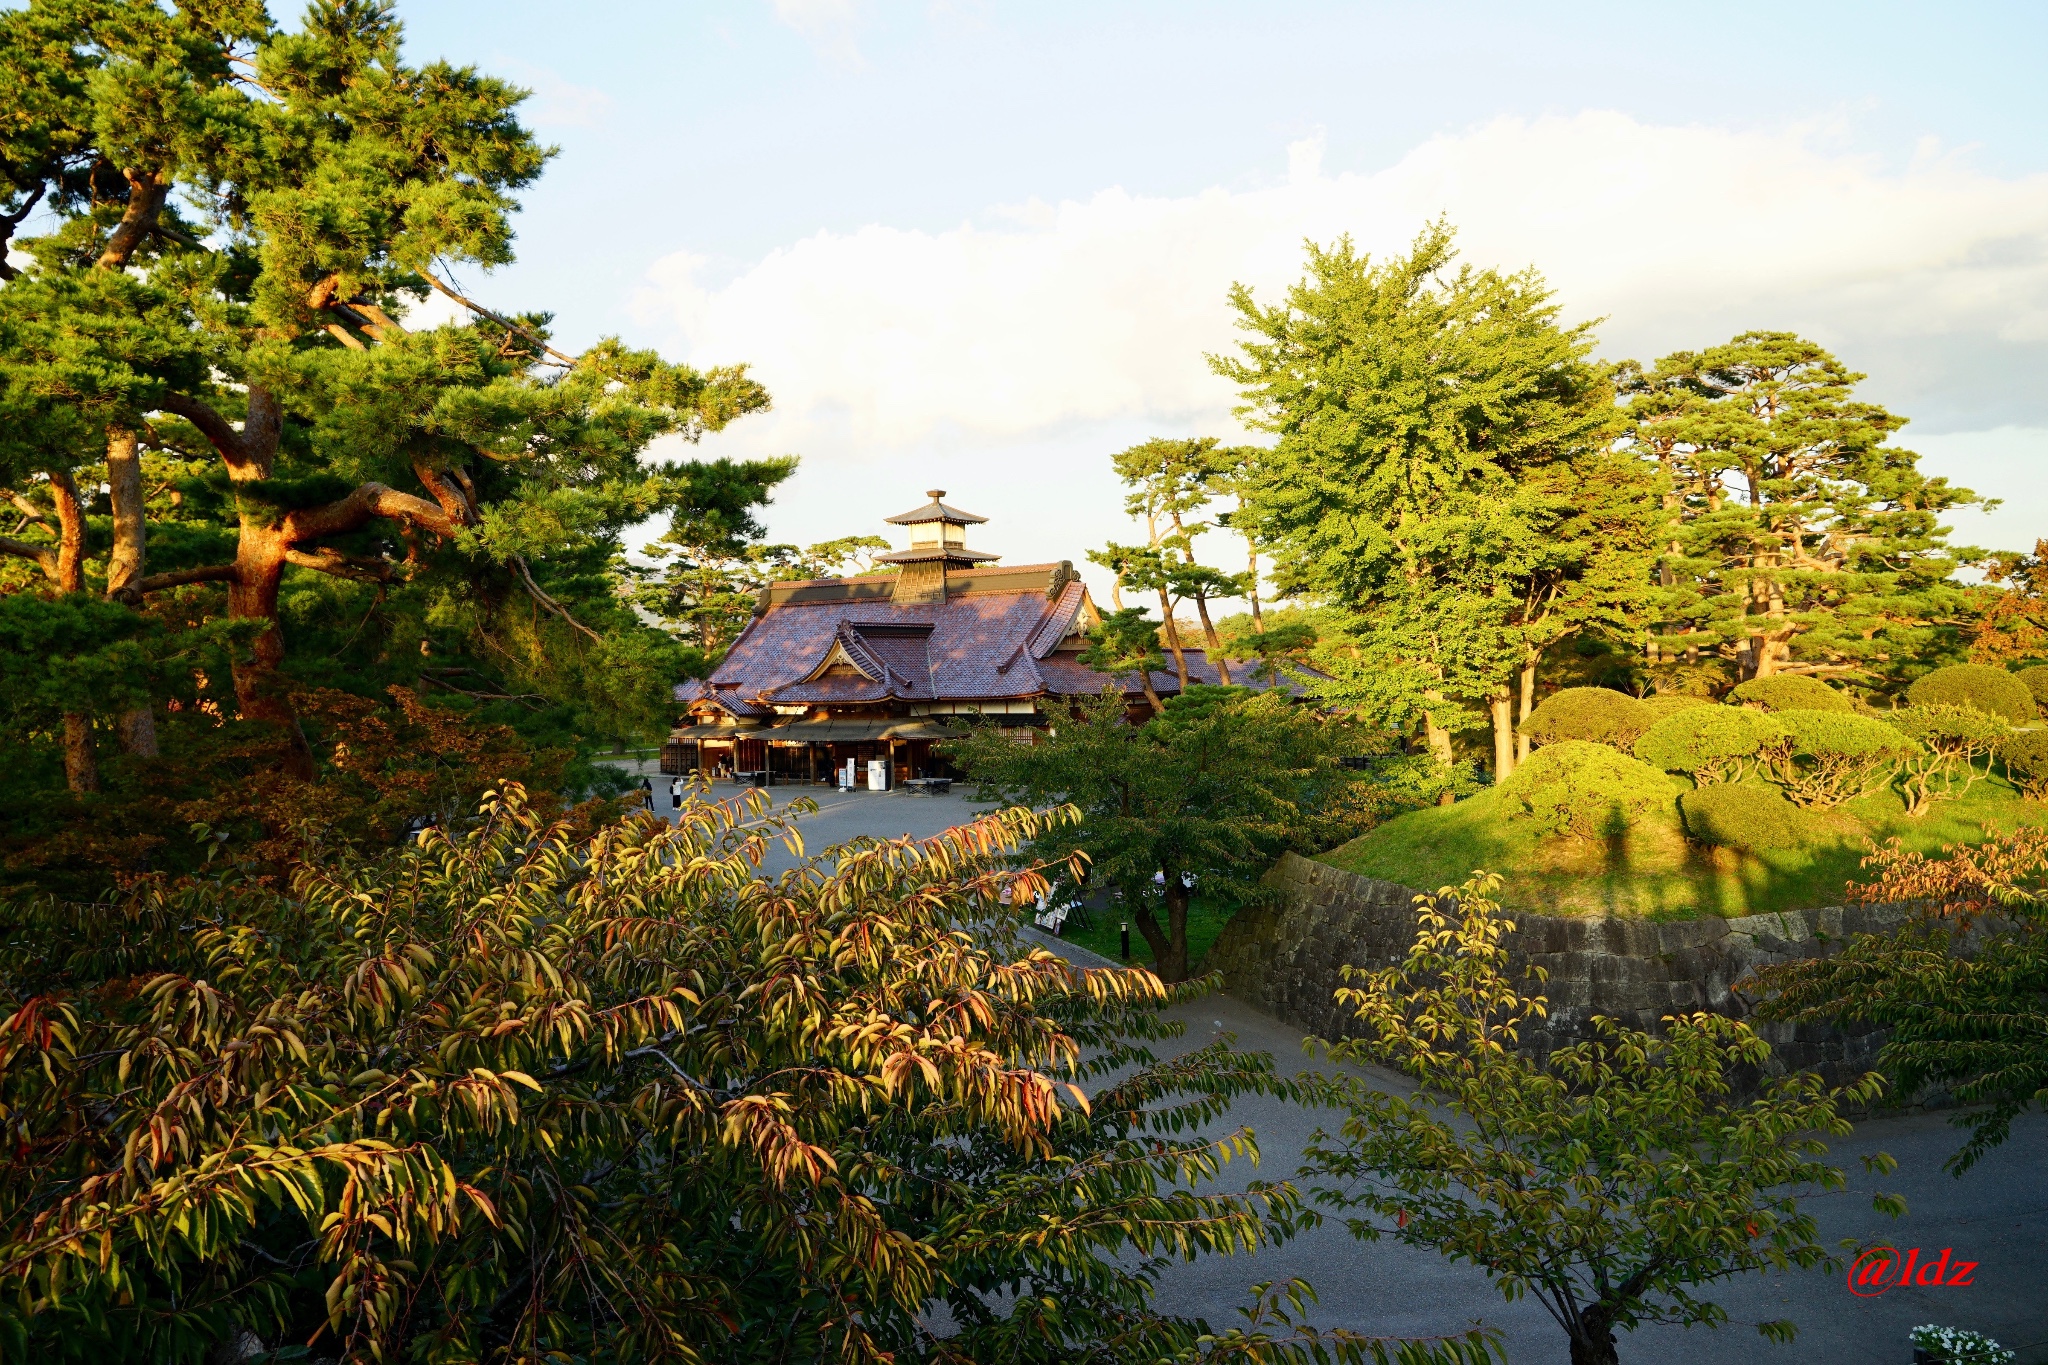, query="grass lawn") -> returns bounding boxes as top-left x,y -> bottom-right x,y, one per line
1319,773 -> 2048,920
1058,895 -> 1241,973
